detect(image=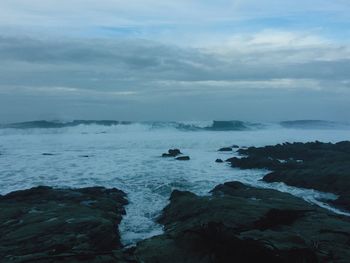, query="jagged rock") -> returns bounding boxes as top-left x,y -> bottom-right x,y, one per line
229,141 -> 350,211
134,182 -> 350,262
215,159 -> 224,163
0,186 -> 128,262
